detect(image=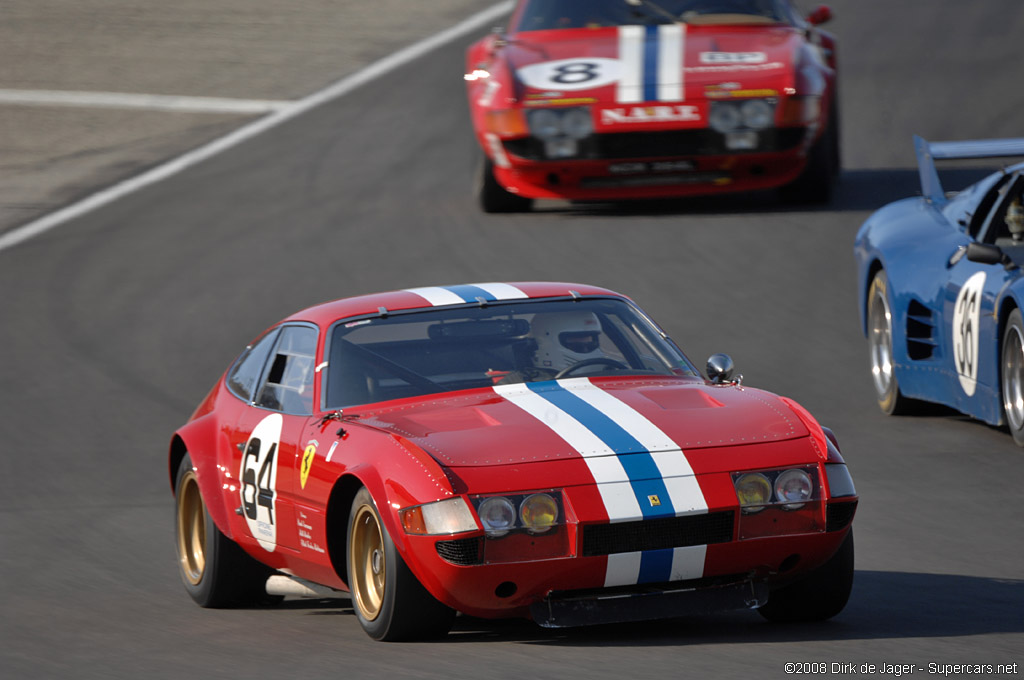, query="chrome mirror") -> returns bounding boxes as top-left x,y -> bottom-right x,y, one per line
706,353 -> 737,385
